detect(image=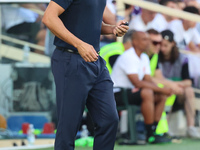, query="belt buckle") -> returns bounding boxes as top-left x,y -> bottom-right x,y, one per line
68,49 -> 75,53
